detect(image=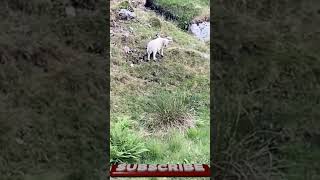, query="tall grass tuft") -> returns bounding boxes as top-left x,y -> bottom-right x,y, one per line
142,90 -> 195,132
